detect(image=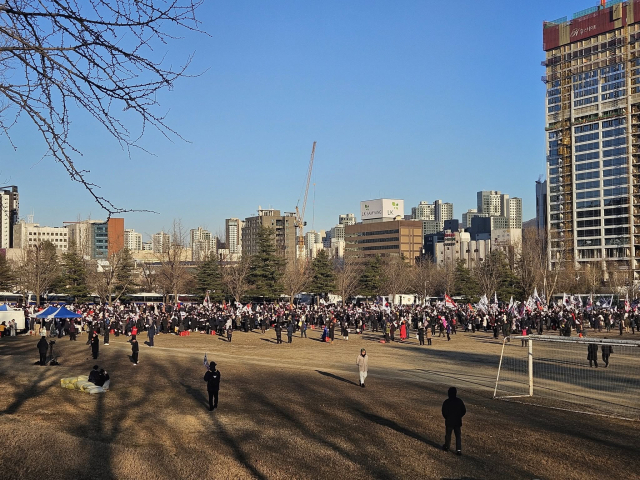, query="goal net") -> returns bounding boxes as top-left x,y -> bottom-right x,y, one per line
493,335 -> 640,419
